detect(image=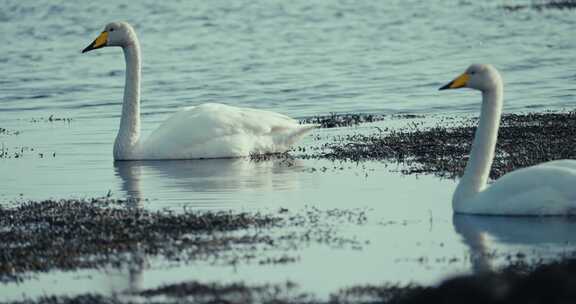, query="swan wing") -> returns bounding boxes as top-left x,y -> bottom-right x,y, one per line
539,159 -> 576,170
139,103 -> 315,159
465,162 -> 576,215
